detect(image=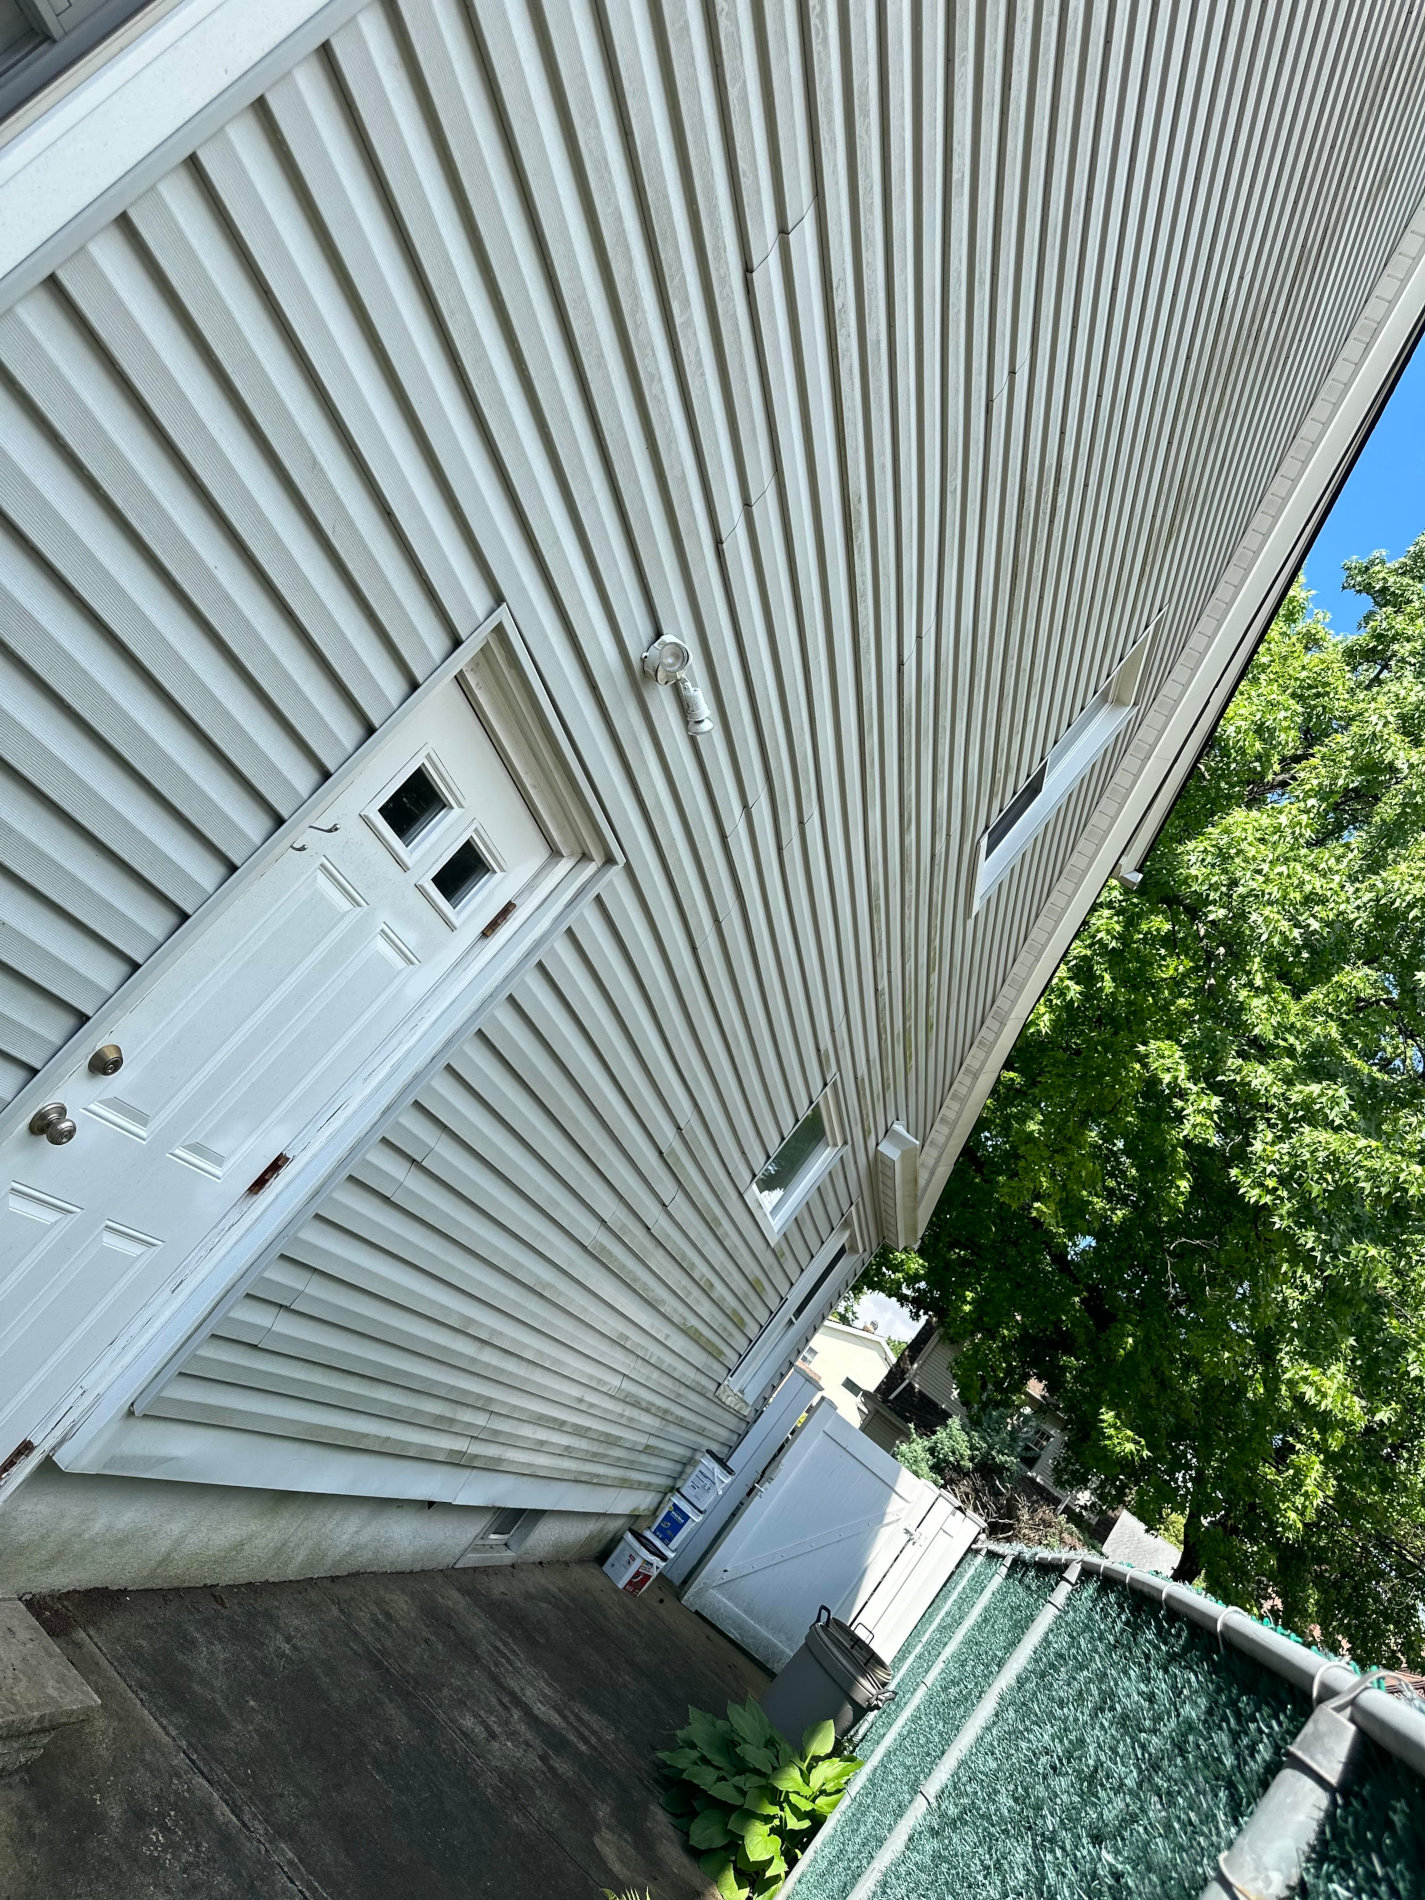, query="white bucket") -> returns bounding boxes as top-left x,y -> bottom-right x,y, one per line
602,1529 -> 667,1597
679,1449 -> 736,1513
643,1487 -> 705,1558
